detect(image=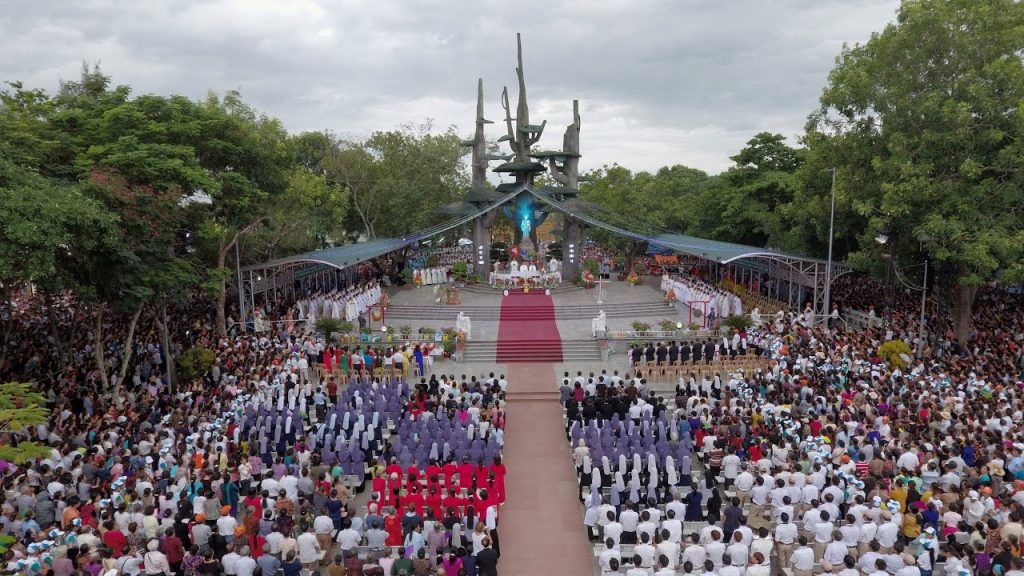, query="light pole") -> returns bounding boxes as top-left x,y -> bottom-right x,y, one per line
875,227 -> 929,357
822,168 -> 837,319
918,259 -> 928,358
